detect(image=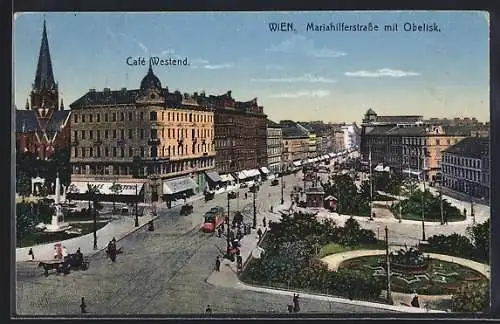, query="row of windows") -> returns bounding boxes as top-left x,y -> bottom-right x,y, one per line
442,165 -> 482,182
443,154 -> 481,169
73,143 -> 214,159
73,110 -> 213,124
73,128 -> 213,141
